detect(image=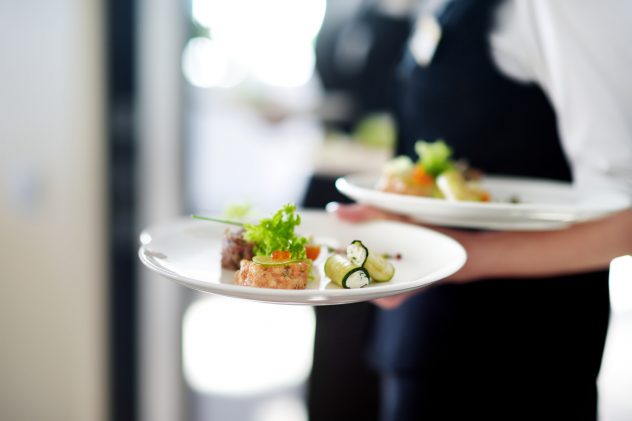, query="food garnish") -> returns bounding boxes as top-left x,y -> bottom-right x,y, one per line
347,240 -> 395,282
195,204 -> 397,290
194,203 -> 309,264
377,139 -> 490,202
241,203 -> 308,261
324,254 -> 371,289
415,140 -> 455,177
323,240 -> 397,289
252,255 -> 303,266
304,244 -> 321,260
193,215 -> 244,226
